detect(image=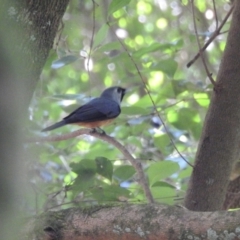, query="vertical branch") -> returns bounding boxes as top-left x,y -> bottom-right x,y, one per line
191,0 -> 216,85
